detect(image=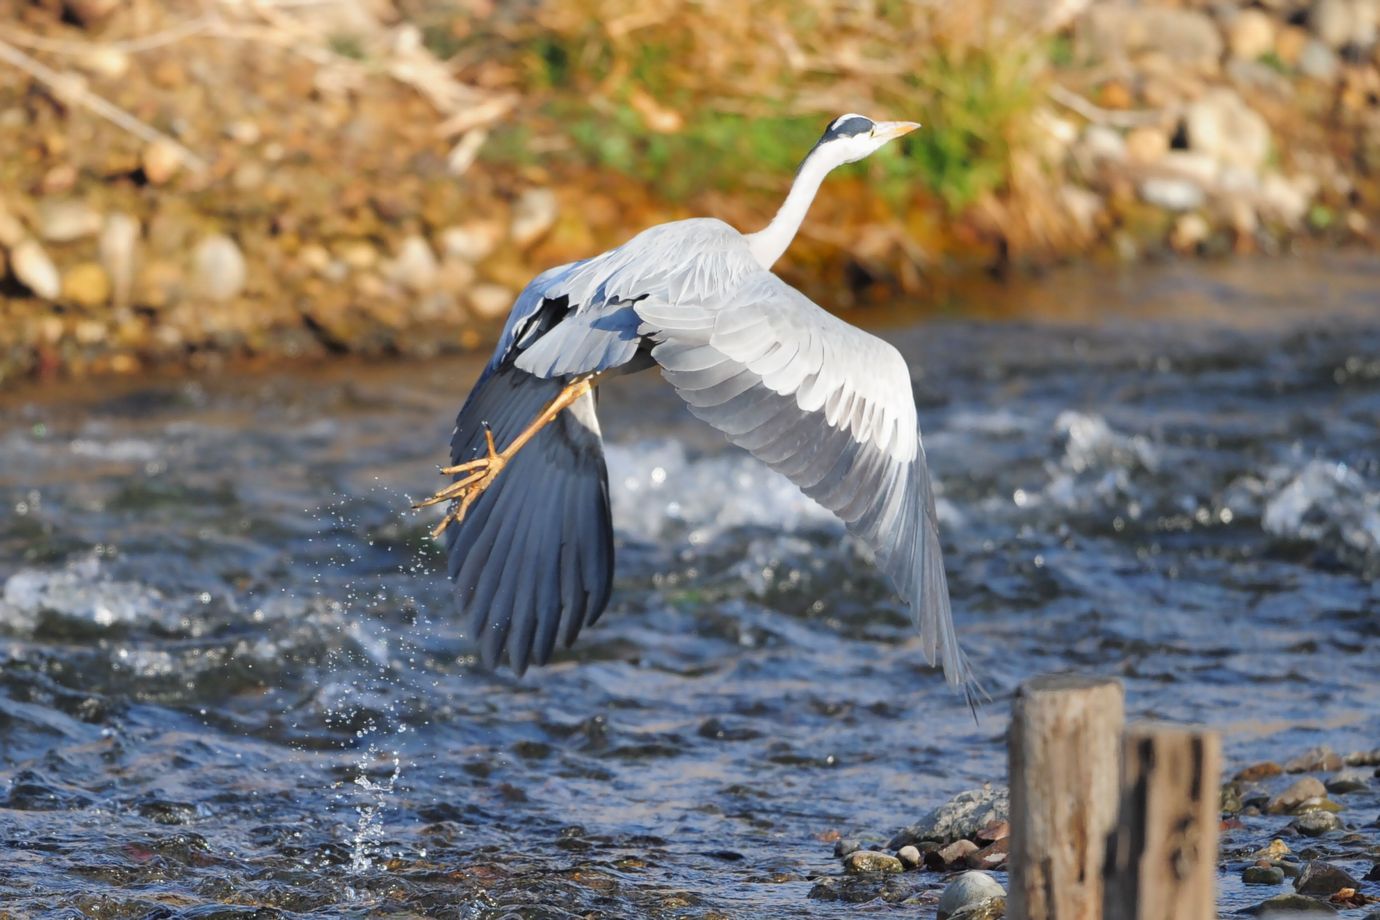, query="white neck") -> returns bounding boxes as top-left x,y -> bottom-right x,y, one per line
744,145 -> 837,270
